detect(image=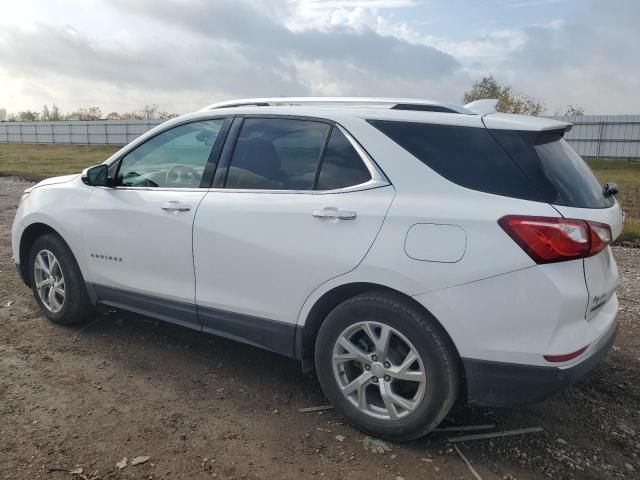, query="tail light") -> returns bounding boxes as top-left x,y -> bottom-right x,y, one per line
544,345 -> 589,362
498,215 -> 612,264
